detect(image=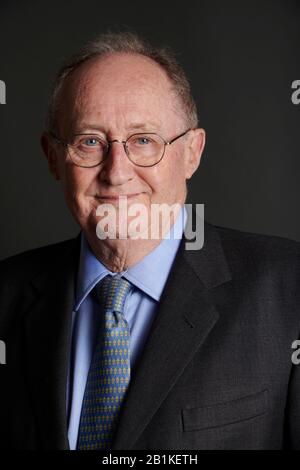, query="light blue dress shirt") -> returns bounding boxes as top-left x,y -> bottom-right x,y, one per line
67,206 -> 187,450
